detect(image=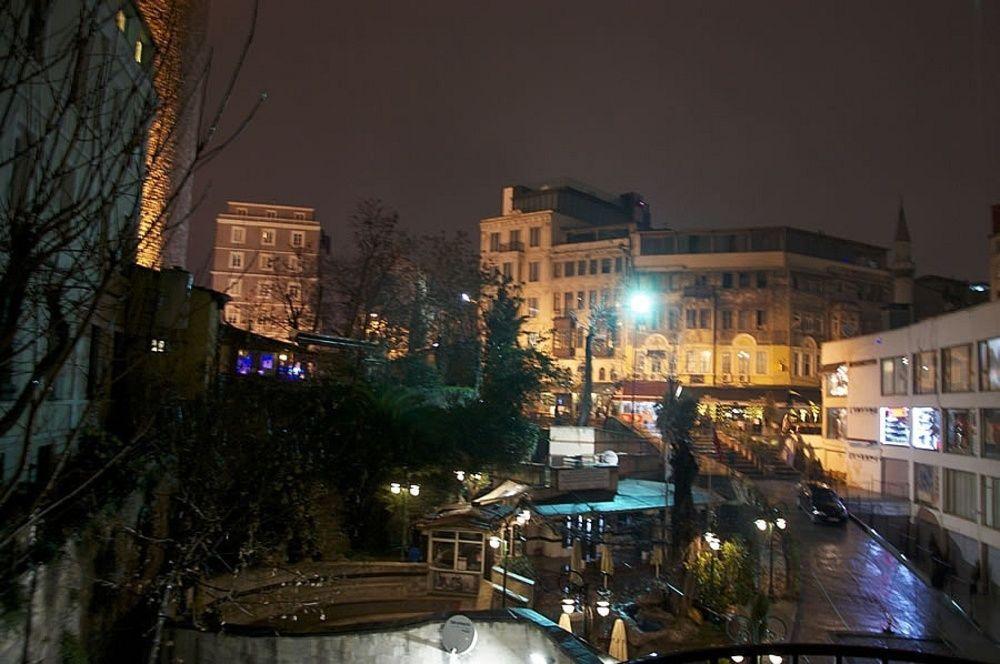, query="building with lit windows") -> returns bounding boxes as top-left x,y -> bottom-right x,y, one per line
480,183 -> 894,429
815,298 -> 1000,594
210,202 -> 328,341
